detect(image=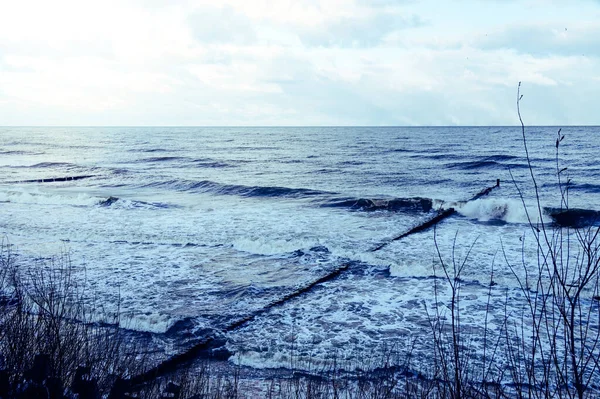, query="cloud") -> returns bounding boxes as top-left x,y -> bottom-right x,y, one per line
188,6 -> 257,45
184,1 -> 424,49
0,0 -> 599,125
299,11 -> 425,47
0,54 -> 180,113
186,62 -> 282,94
356,0 -> 417,5
475,22 -> 600,57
